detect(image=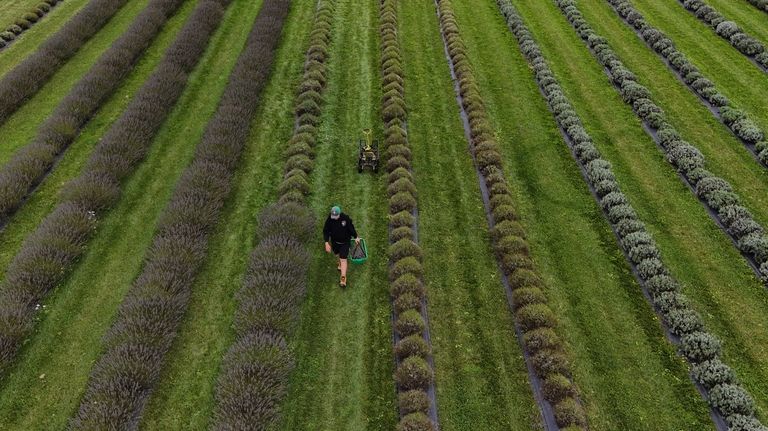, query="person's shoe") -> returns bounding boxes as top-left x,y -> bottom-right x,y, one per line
340,275 -> 347,288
